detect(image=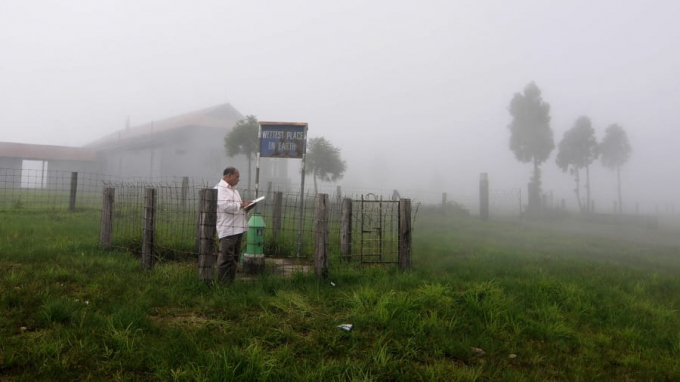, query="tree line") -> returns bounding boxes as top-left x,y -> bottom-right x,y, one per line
224,82 -> 632,213
508,82 -> 632,213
